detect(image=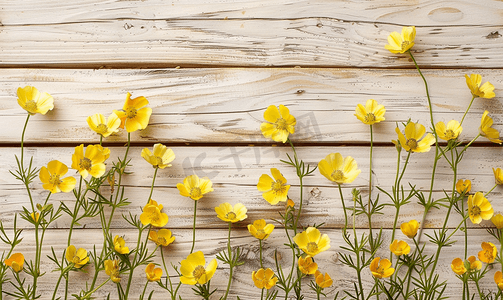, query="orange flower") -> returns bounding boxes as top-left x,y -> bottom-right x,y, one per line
4,253 -> 24,272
